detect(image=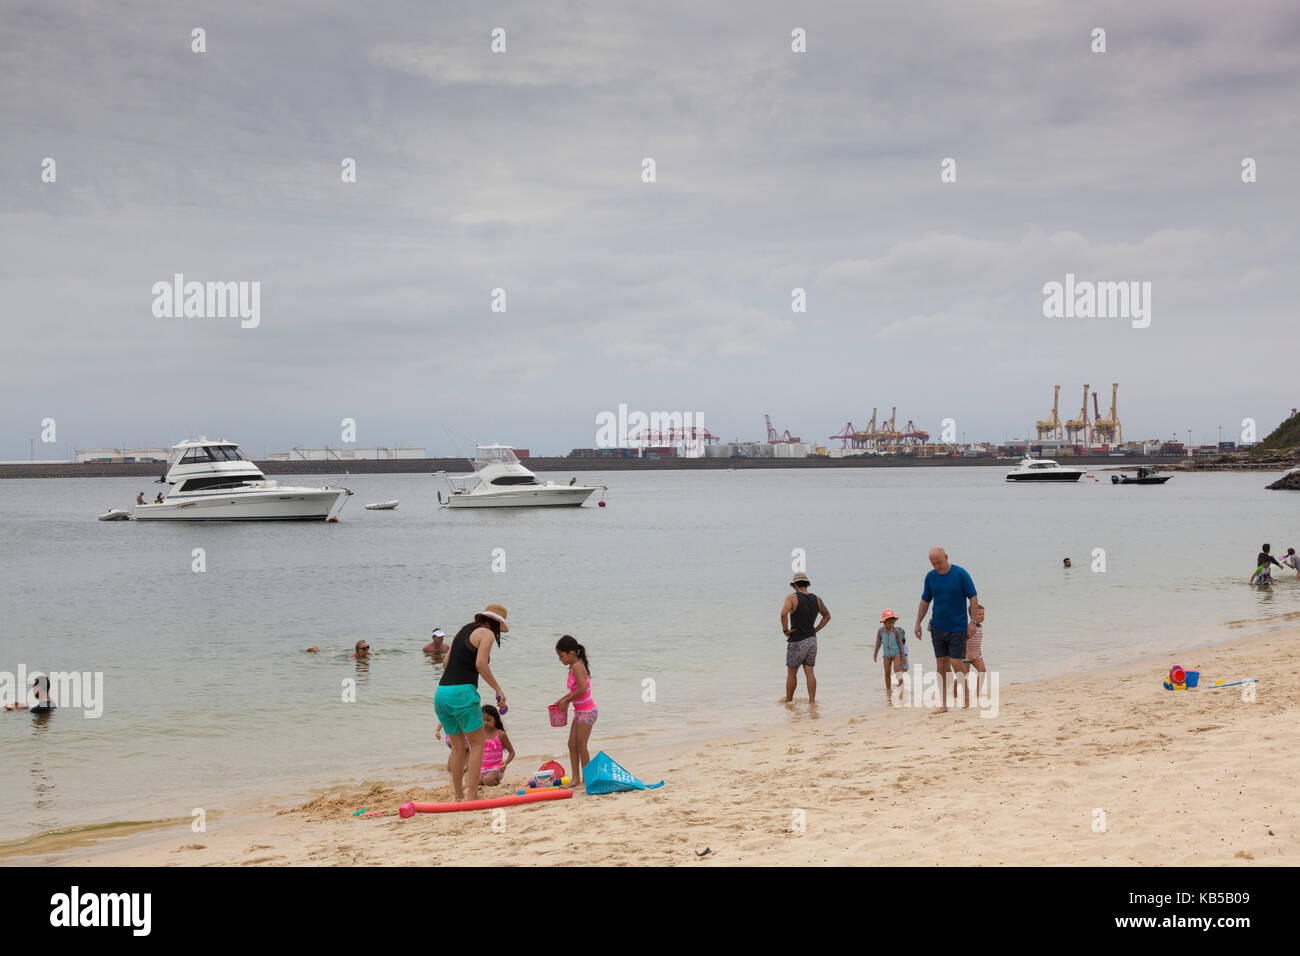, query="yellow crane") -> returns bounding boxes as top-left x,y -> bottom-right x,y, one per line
1065,383 -> 1092,444
1036,386 -> 1063,440
853,408 -> 878,449
879,407 -> 900,445
1093,383 -> 1122,444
